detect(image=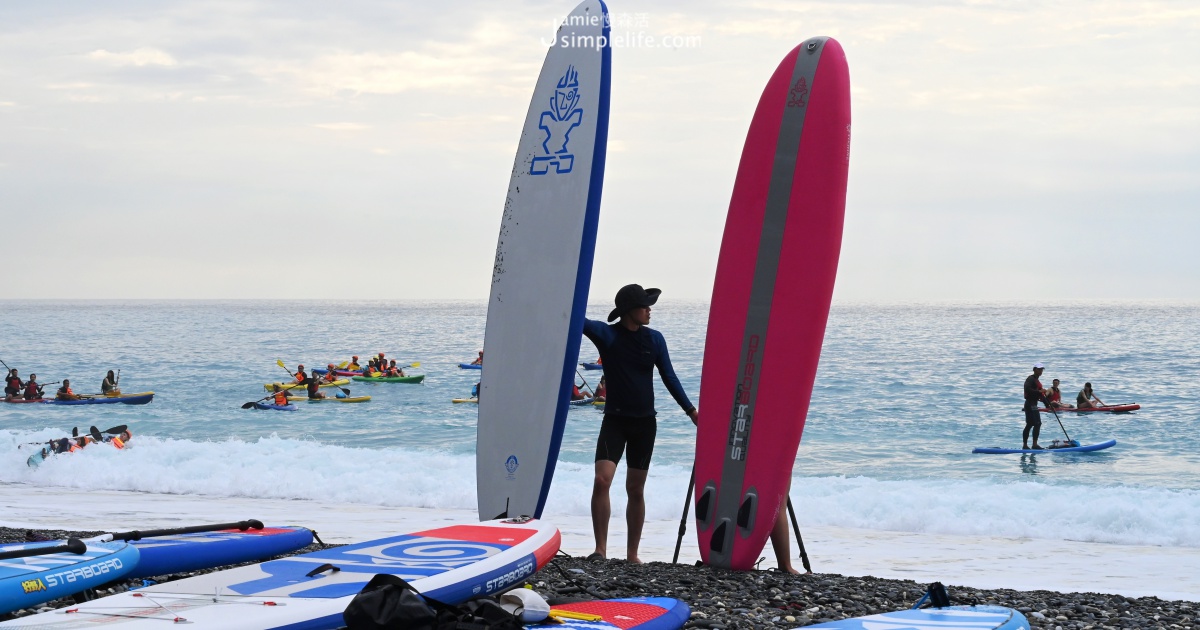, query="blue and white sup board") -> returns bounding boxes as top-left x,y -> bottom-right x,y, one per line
806,605 -> 1030,630
126,525 -> 313,579
0,541 -> 137,615
973,439 -> 1116,455
477,0 -> 611,521
0,519 -> 560,630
